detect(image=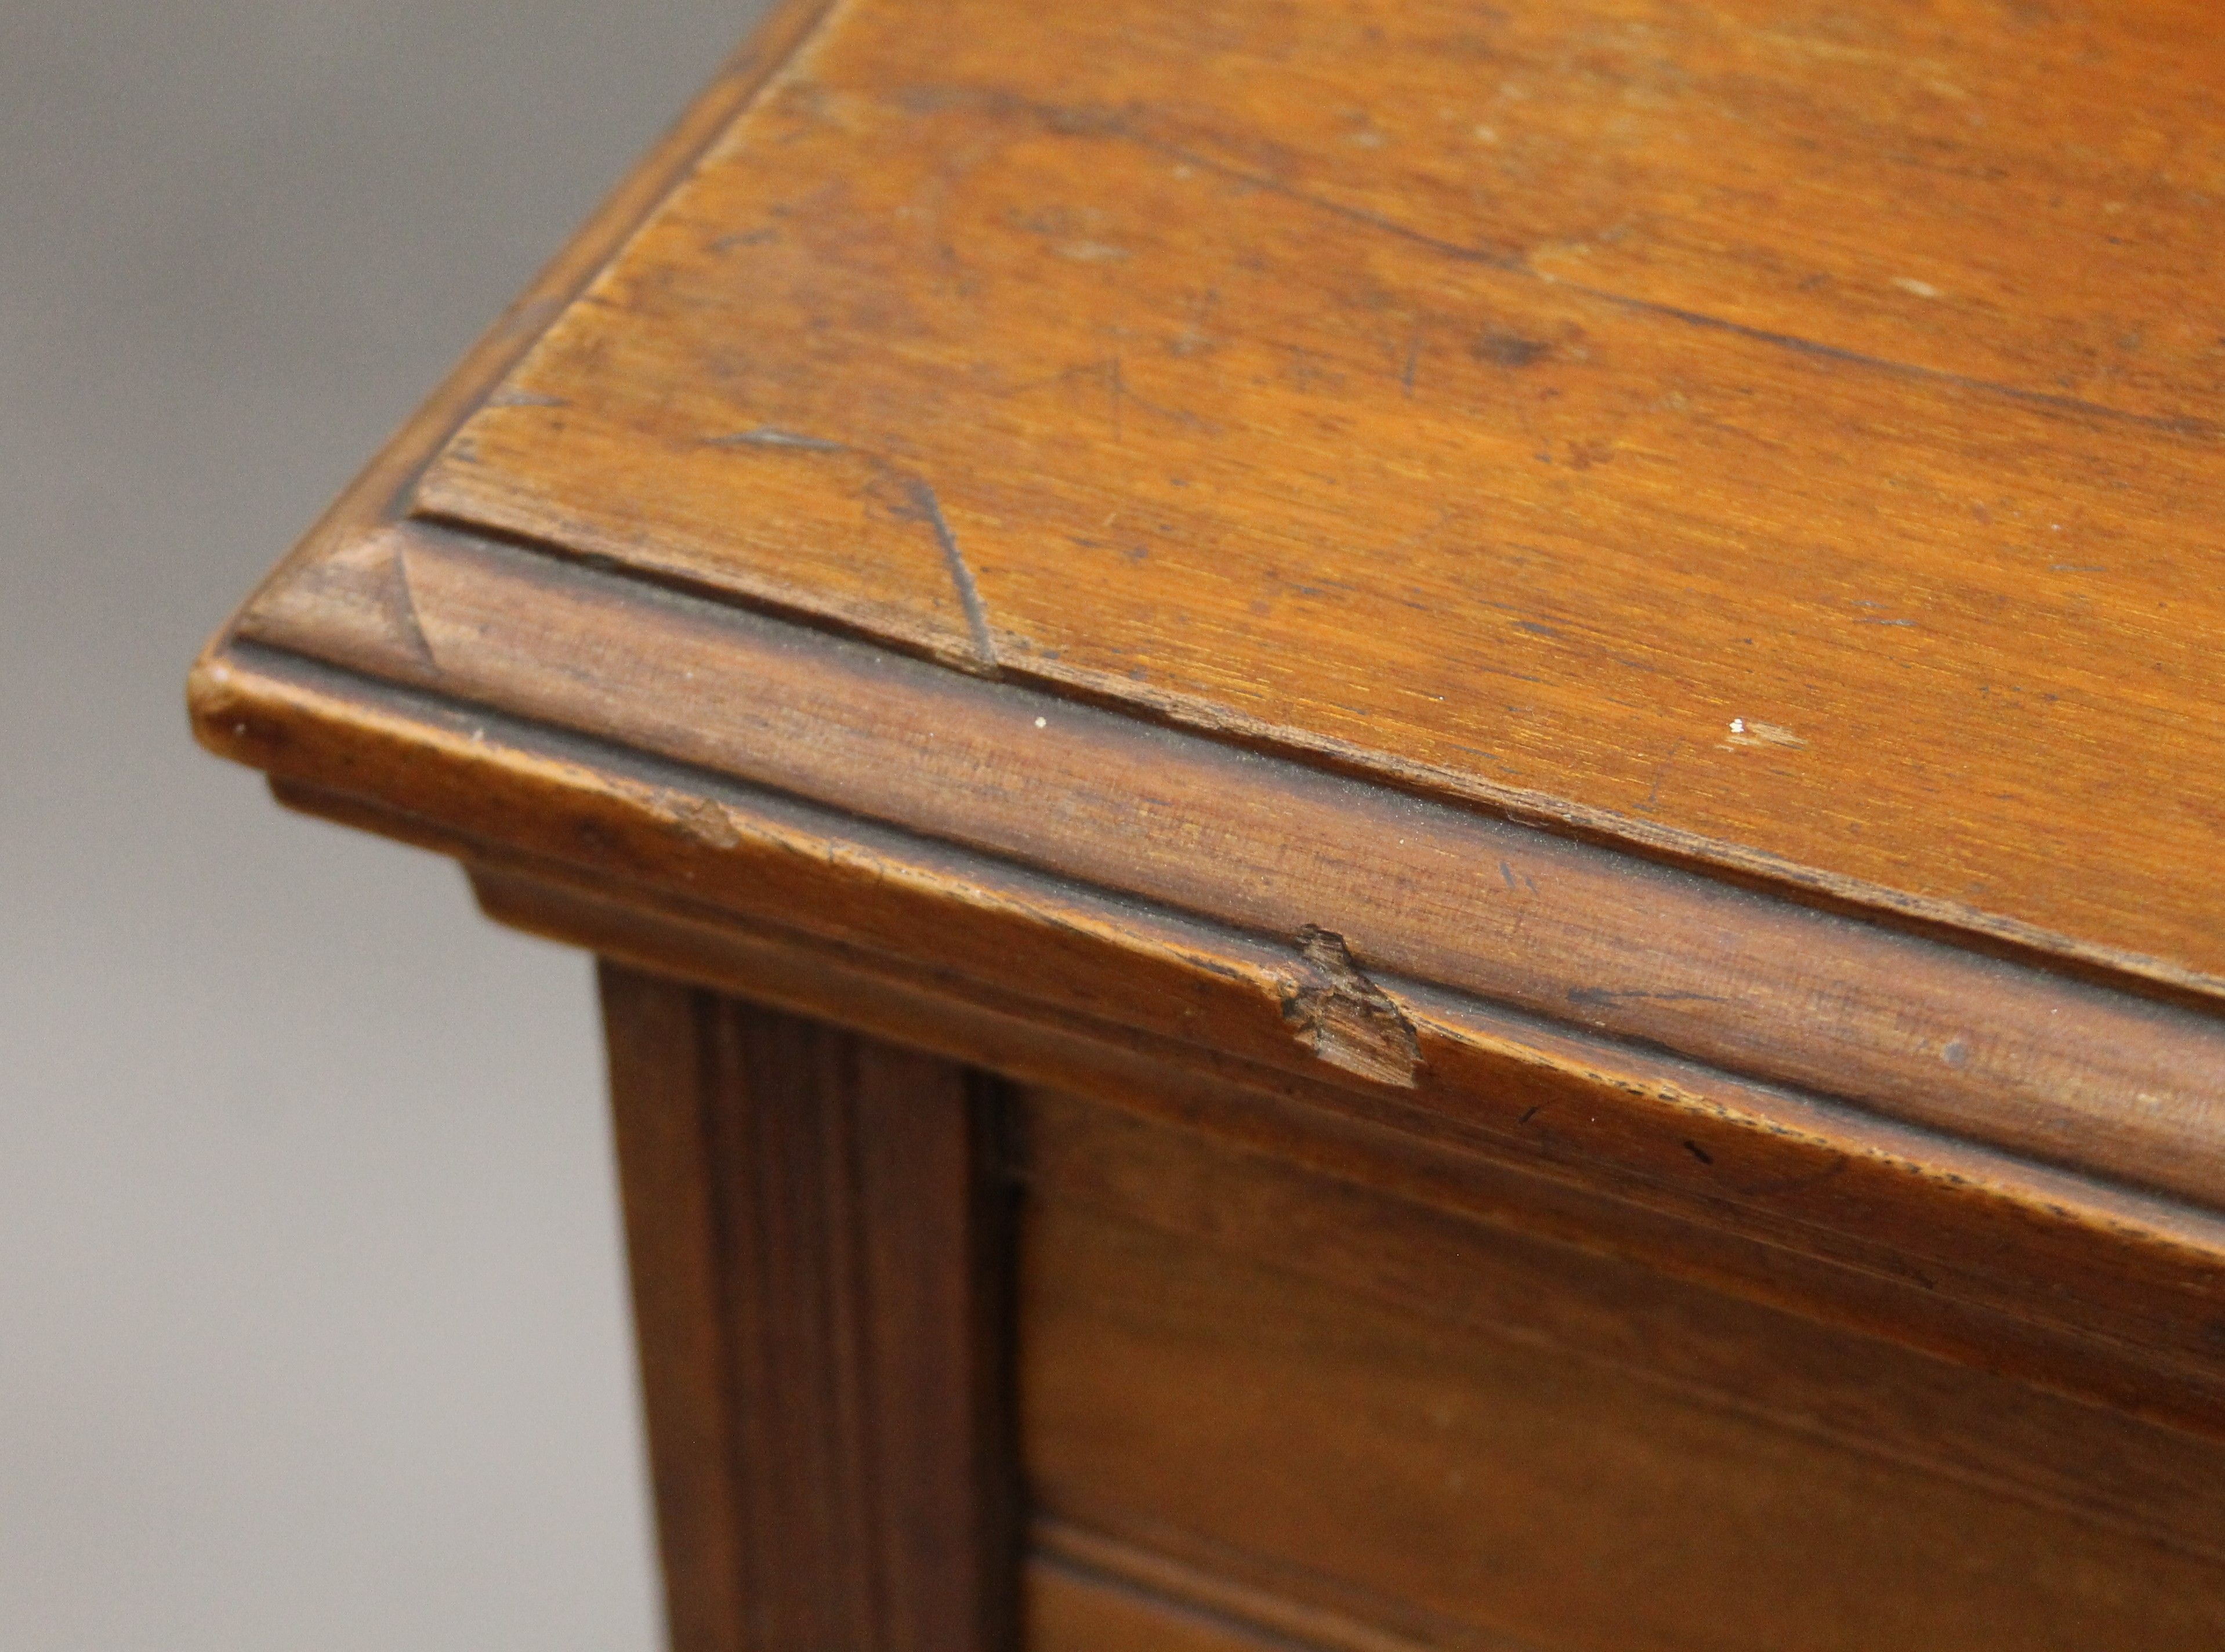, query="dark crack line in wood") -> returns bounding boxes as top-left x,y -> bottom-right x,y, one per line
896,475 -> 1000,676
1552,284 -> 2218,439
708,428 -> 1001,676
